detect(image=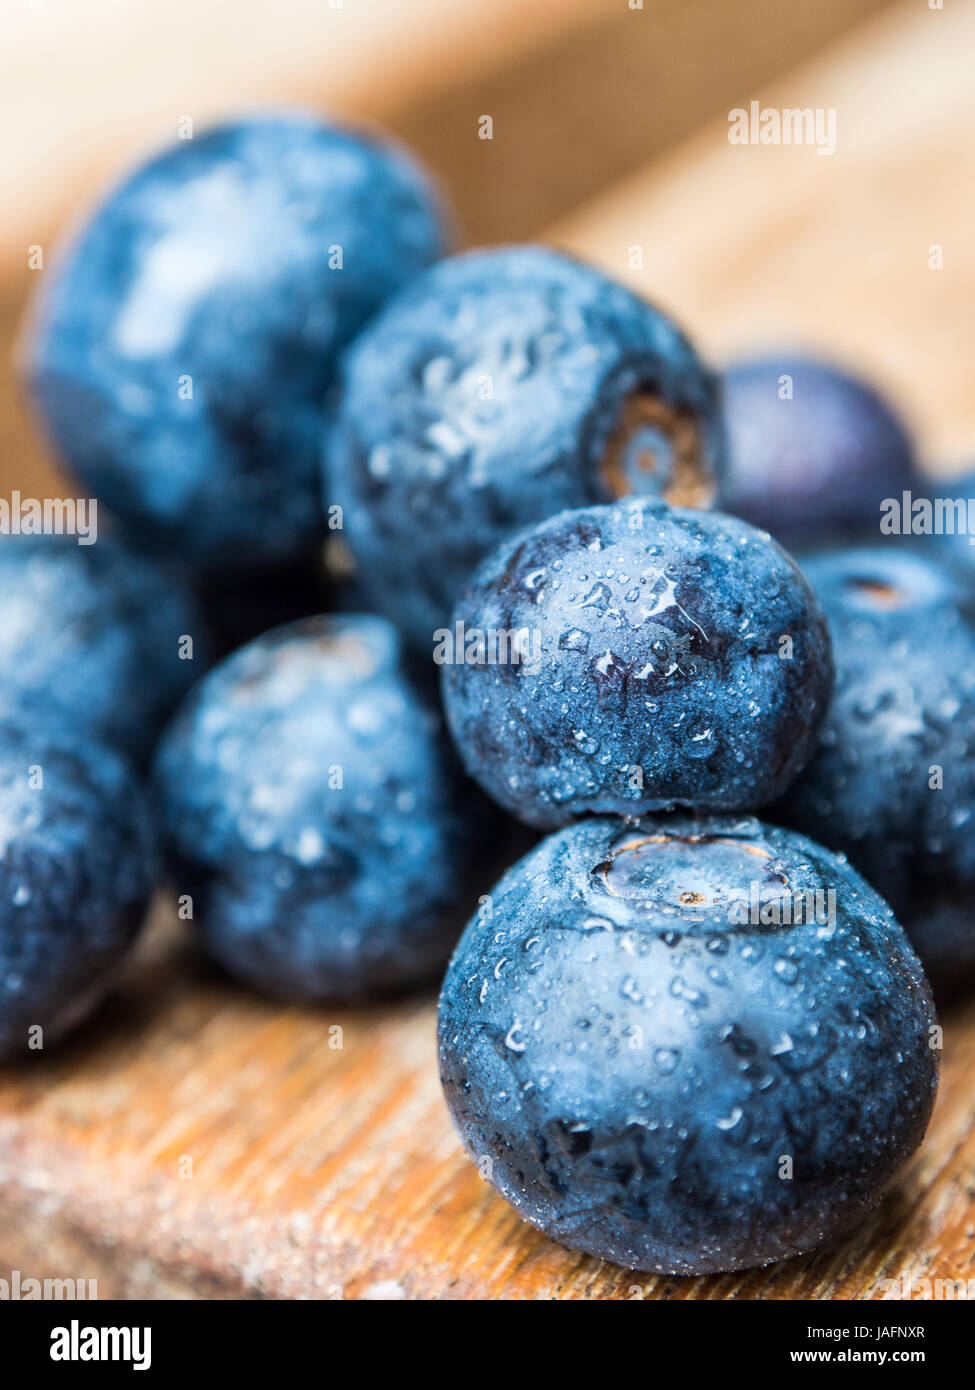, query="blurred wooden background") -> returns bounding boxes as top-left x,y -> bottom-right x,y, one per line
2,0 -> 974,1300
1,0 -> 899,499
